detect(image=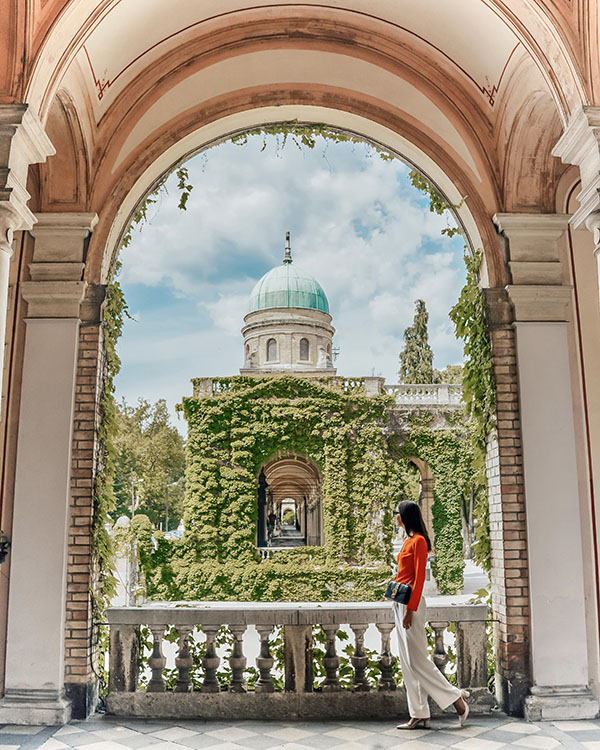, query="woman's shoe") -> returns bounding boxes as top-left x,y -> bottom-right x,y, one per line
396,717 -> 431,730
458,689 -> 470,726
